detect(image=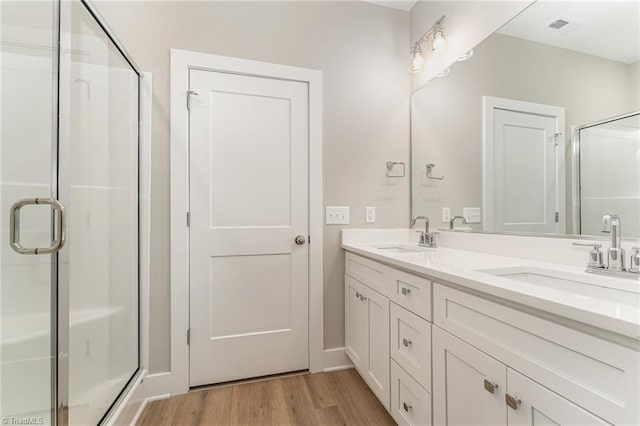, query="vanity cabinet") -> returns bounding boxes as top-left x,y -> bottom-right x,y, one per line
343,249 -> 640,426
345,274 -> 390,409
345,252 -> 433,423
